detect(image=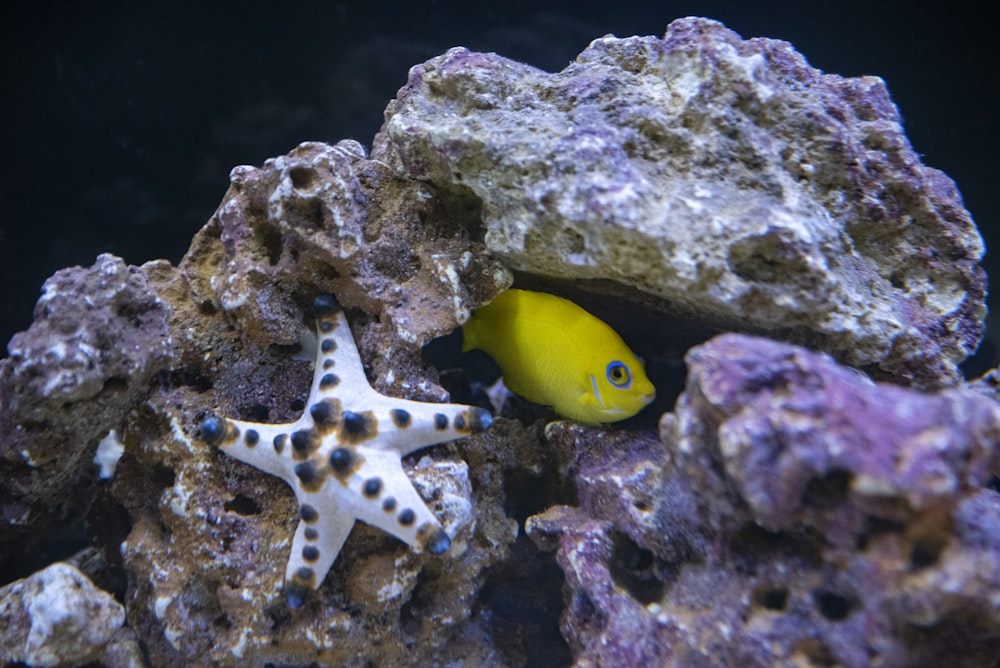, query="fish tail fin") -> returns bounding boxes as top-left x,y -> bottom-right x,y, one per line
461,315 -> 482,353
